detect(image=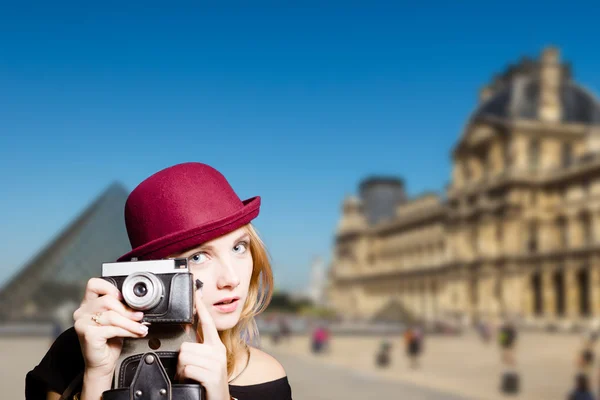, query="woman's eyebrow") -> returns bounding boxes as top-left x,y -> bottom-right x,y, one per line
235,233 -> 251,242
185,233 -> 251,256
